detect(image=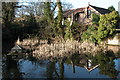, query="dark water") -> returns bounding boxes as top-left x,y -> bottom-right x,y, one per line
2,49 -> 120,79
2,42 -> 120,79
